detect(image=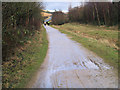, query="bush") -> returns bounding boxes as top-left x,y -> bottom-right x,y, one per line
2,2 -> 43,62
52,11 -> 68,25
